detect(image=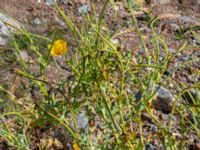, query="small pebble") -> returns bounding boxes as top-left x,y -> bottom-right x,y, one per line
45,0 -> 54,6
145,143 -> 156,150
135,90 -> 142,102
154,0 -> 171,4
32,18 -> 41,26
17,50 -> 29,62
111,38 -> 120,45
78,4 -> 91,14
